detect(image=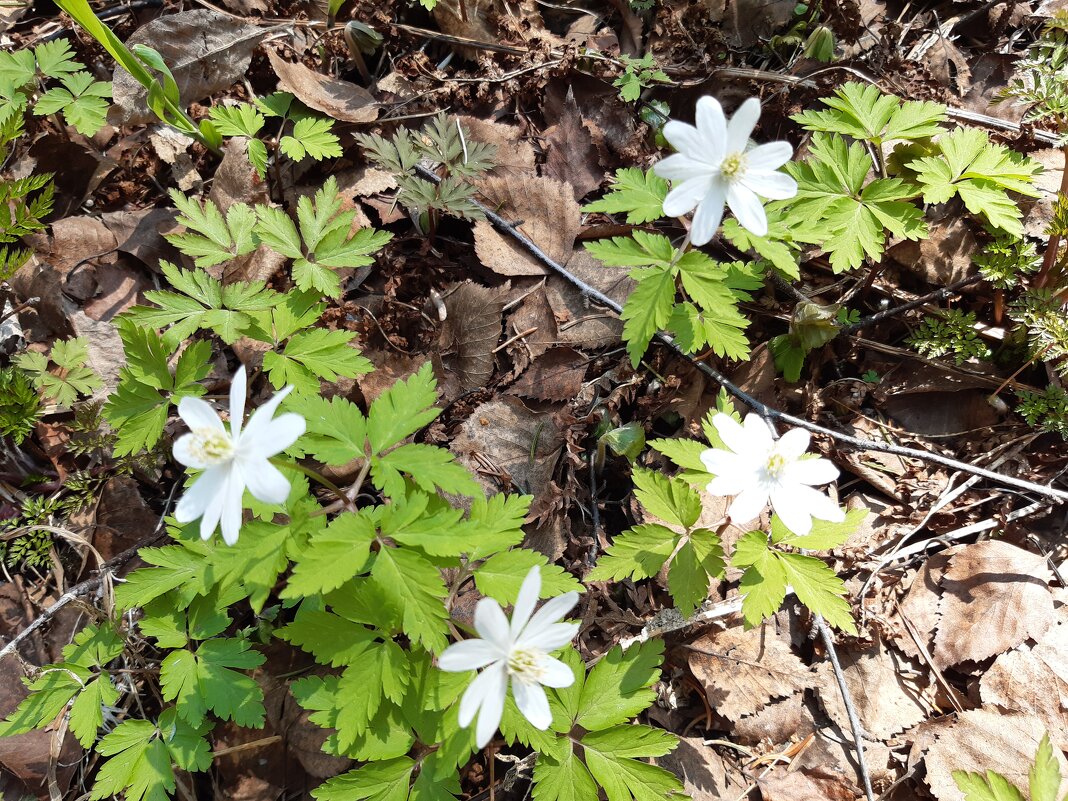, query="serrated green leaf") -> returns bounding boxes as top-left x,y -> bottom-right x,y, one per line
91,719 -> 174,801
284,510 -> 376,597
621,266 -> 675,366
34,72 -> 111,136
160,638 -> 266,727
115,543 -> 211,611
369,547 -> 449,653
69,675 -> 119,746
778,551 -> 856,633
587,524 -> 677,583
1030,734 -> 1061,801
771,506 -> 866,549
372,442 -> 480,500
792,82 -> 946,143
576,640 -> 663,731
167,193 -> 257,268
474,549 -> 583,604
585,231 -> 675,267
208,102 -> 265,137
34,39 -> 83,79
312,757 -> 416,801
581,726 -> 684,801
367,362 -> 440,454
280,607 -> 376,667
954,770 -> 1027,801
533,745 -> 598,801
281,116 -> 342,161
263,327 -> 372,395
733,531 -> 788,629
293,394 -> 368,465
583,168 -> 669,224
631,467 -> 702,528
